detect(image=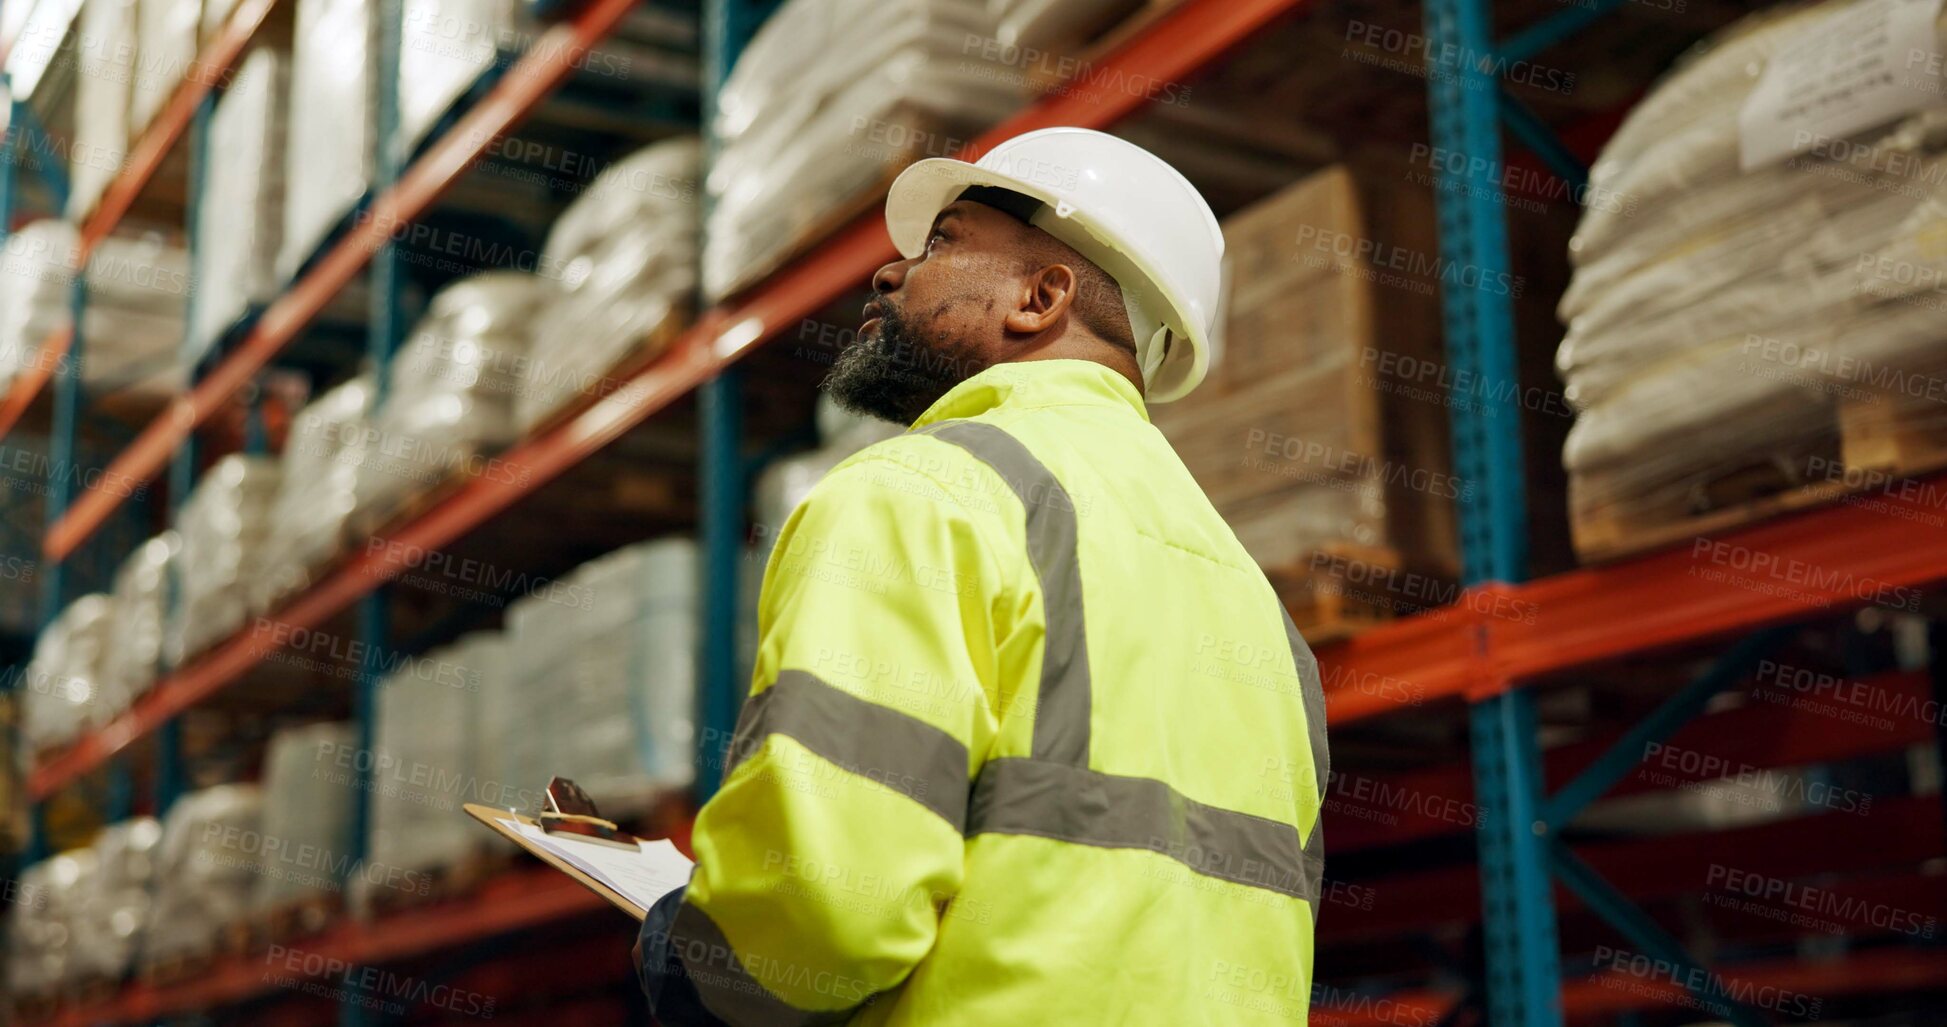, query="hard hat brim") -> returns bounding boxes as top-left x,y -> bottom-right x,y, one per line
884,157 -> 1210,402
